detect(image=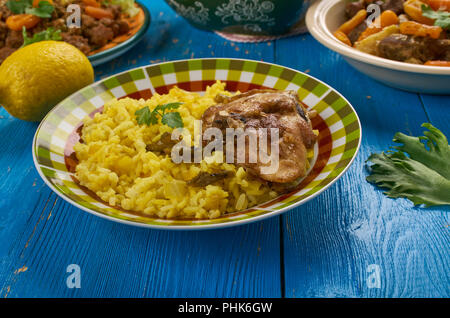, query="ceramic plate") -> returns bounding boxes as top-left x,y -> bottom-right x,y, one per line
88,2 -> 151,67
32,58 -> 361,230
